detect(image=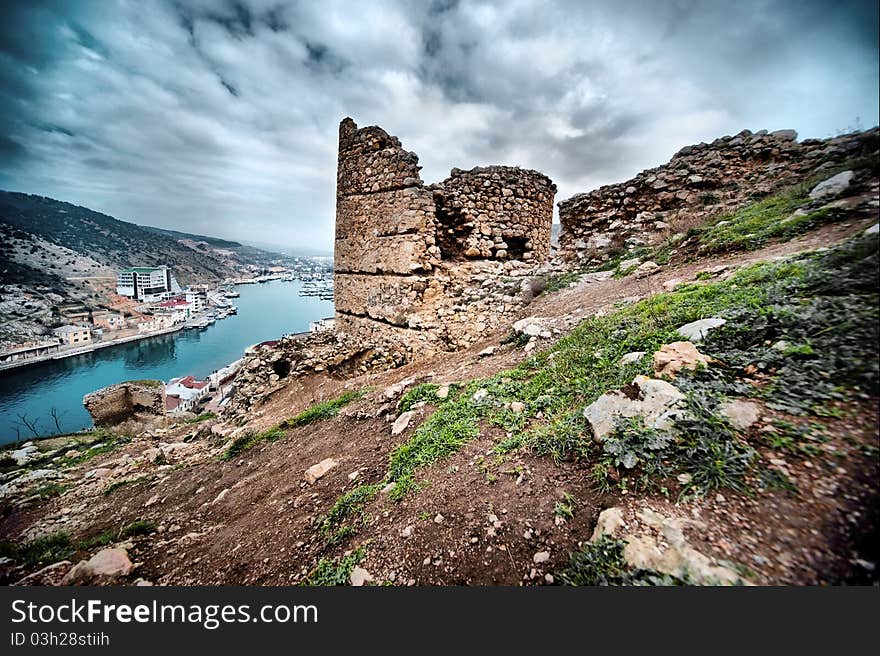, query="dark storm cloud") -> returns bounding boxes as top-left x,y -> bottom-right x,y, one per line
0,0 -> 876,251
